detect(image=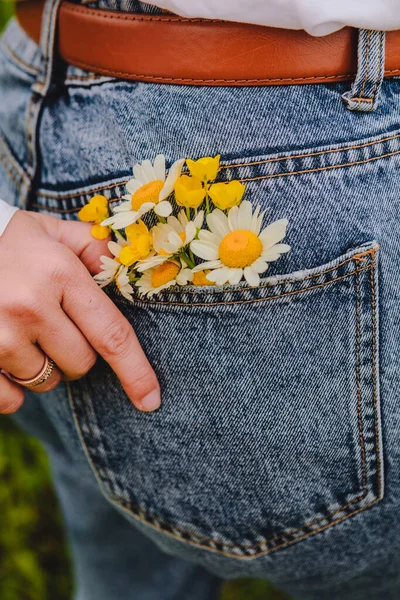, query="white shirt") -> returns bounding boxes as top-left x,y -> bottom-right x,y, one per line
0,200 -> 18,236
144,0 -> 400,37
